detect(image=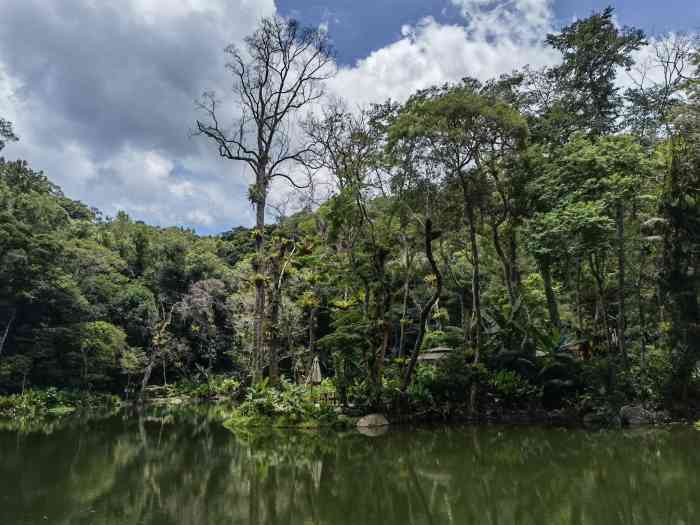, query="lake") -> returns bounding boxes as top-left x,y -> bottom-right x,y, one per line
1,405 -> 698,524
